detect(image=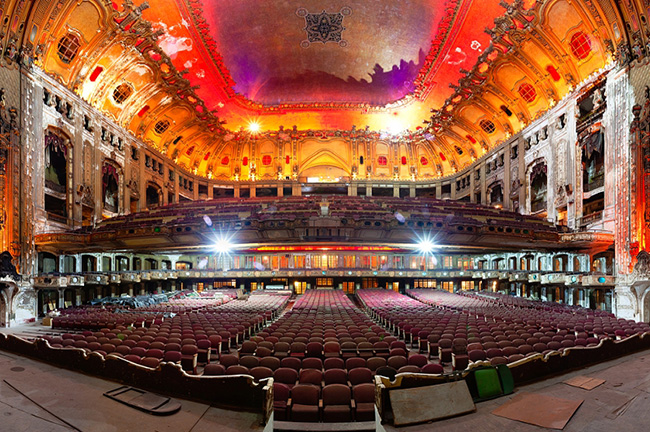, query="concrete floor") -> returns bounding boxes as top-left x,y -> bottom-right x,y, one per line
2,324 -> 650,431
